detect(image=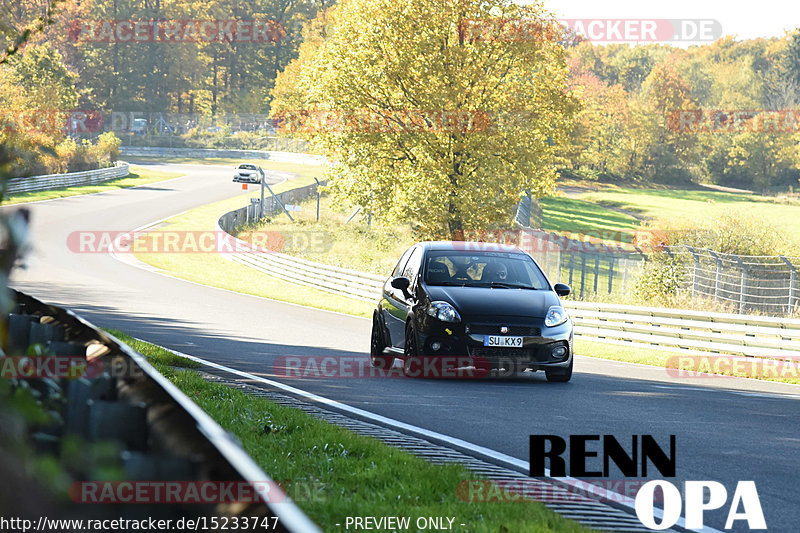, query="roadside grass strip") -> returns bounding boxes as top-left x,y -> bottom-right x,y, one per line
2,166 -> 185,204
577,339 -> 800,385
112,330 -> 591,533
134,170 -> 375,317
